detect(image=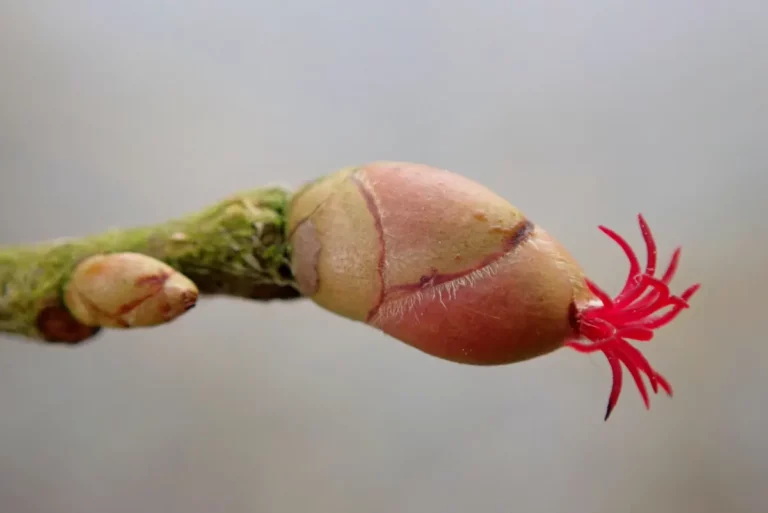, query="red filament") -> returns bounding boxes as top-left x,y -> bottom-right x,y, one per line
566,214 -> 700,420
